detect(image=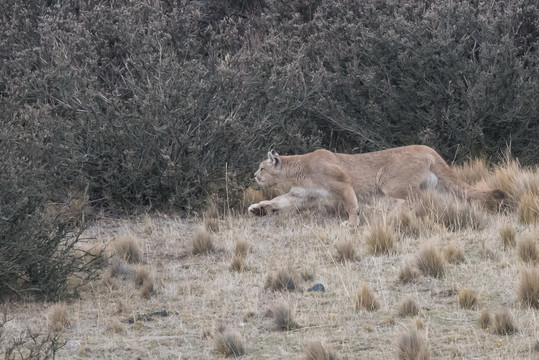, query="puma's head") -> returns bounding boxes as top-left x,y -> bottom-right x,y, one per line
254,150 -> 281,187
